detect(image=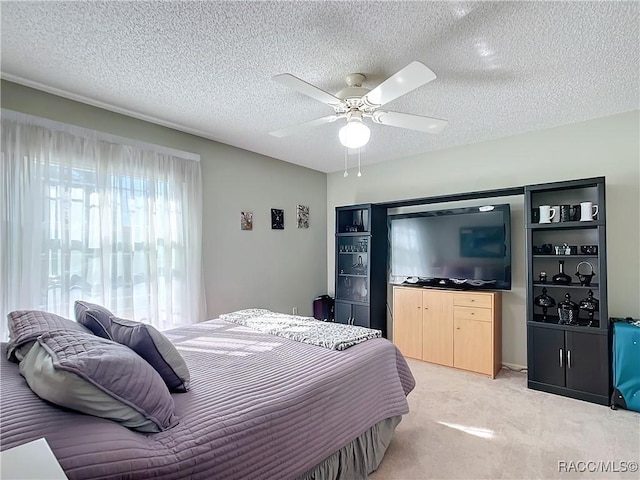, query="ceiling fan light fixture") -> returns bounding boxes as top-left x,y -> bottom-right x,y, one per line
339,117 -> 371,149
